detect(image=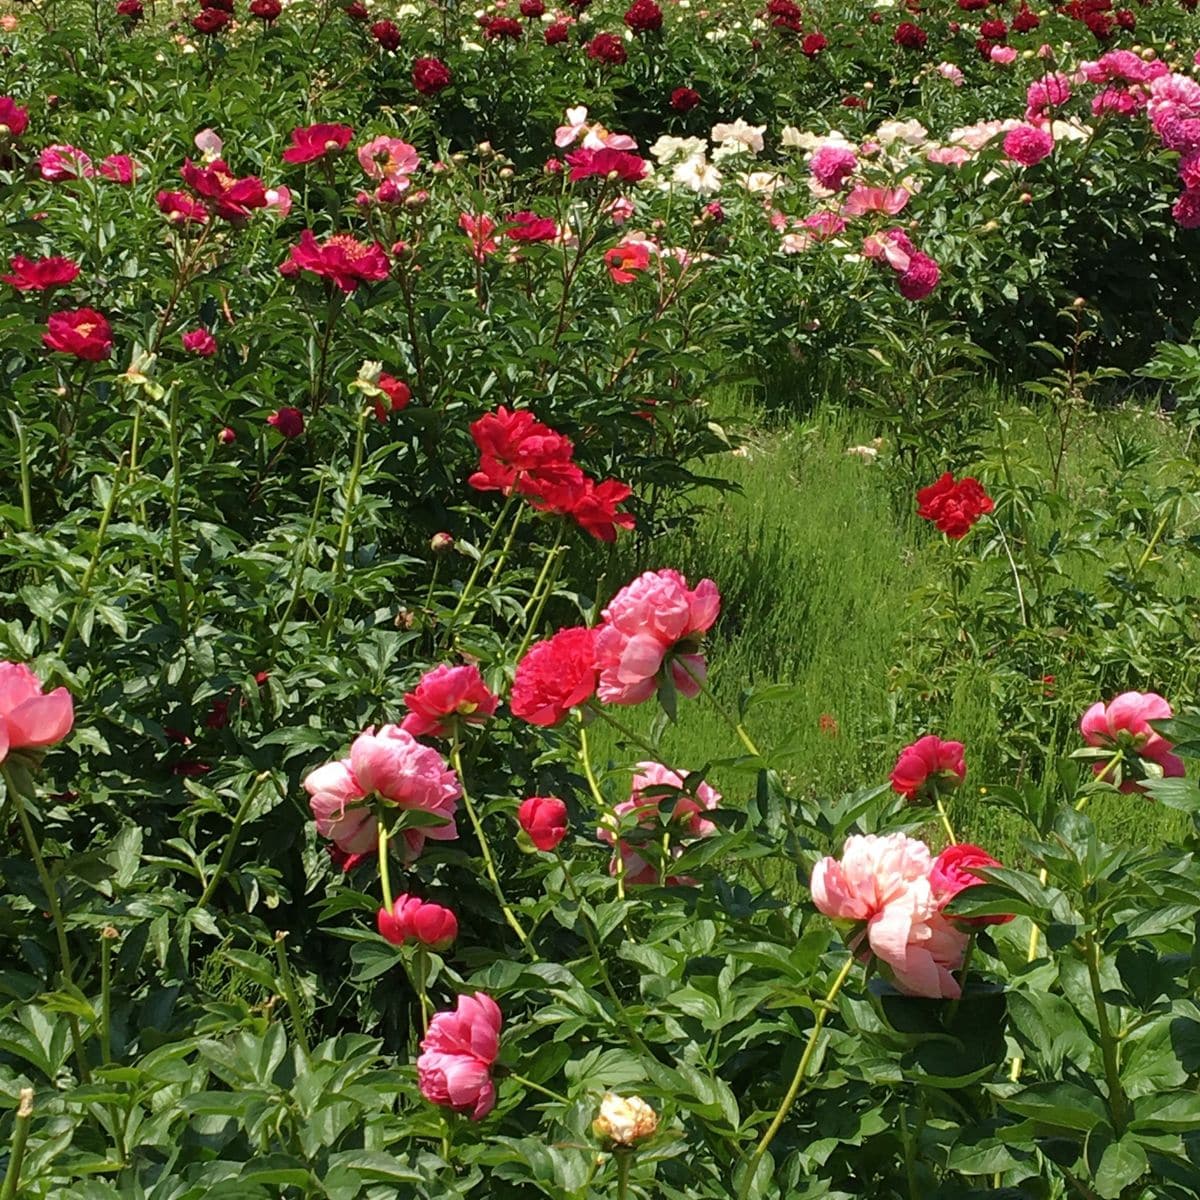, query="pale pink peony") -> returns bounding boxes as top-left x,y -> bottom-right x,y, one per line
594,569 -> 720,706
417,992 -> 502,1120
1079,691 -> 1185,783
926,145 -> 970,167
303,758 -> 375,854
842,185 -> 910,217
989,46 -> 1018,65
357,135 -> 420,183
937,62 -> 964,86
0,662 -> 74,764
350,725 -> 460,858
811,833 -> 969,999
